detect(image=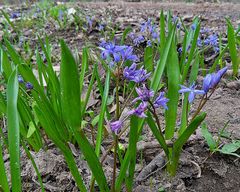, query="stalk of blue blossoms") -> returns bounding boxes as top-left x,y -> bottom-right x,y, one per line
100,41 -> 142,191
191,67 -> 228,121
